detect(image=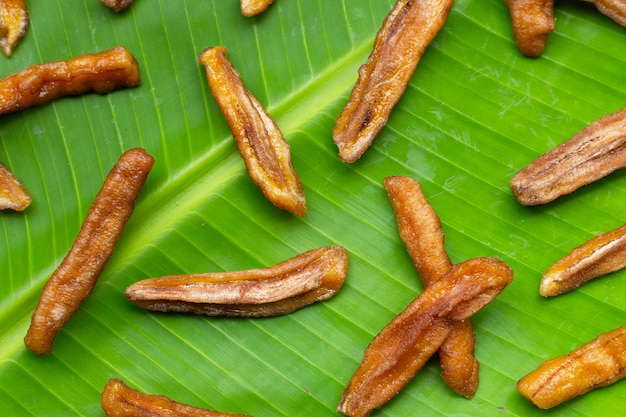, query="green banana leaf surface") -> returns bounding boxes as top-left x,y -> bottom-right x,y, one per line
1,0 -> 625,415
